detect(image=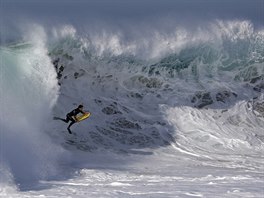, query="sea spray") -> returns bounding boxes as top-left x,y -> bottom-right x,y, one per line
0,27 -> 65,188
